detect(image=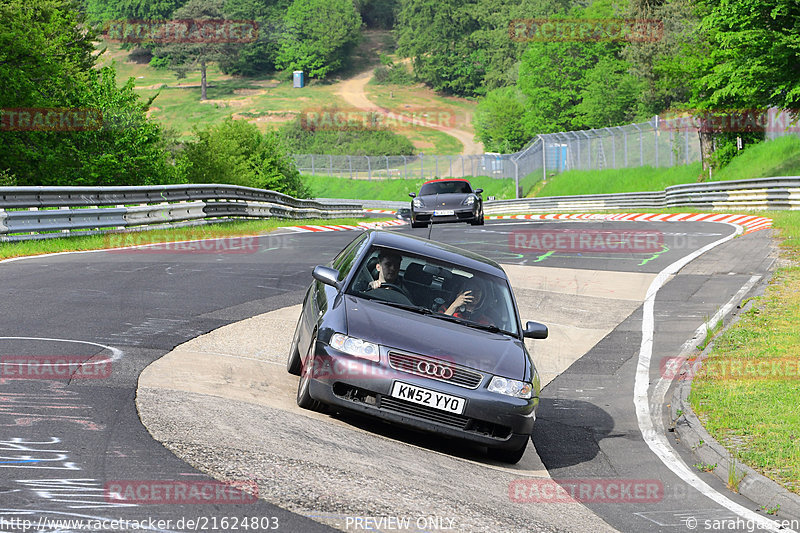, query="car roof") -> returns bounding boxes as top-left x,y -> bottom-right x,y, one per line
365,230 -> 506,278
422,178 -> 471,185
